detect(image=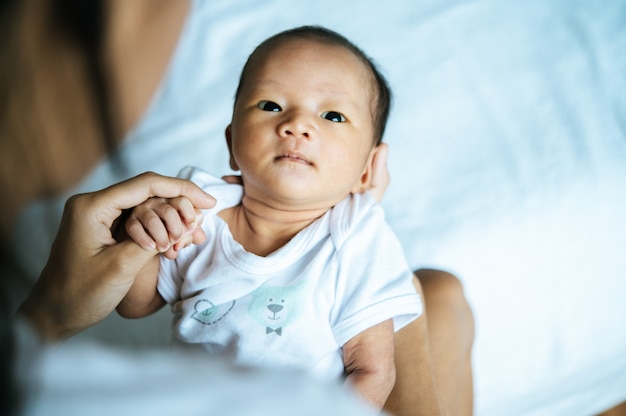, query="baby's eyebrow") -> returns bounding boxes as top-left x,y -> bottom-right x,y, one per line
248,79 -> 282,91
245,79 -> 363,112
